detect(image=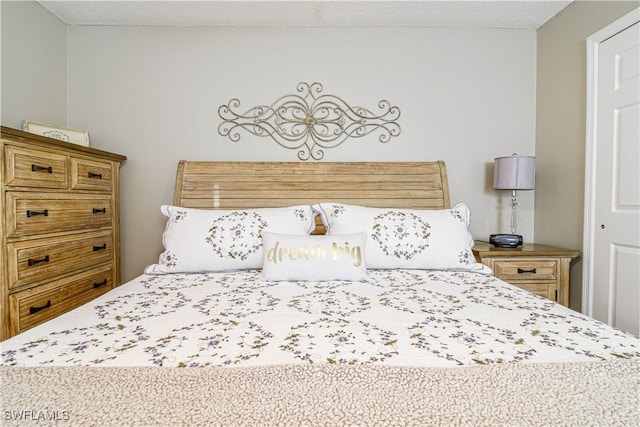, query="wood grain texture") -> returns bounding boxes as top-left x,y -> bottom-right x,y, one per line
5,145 -> 68,189
6,193 -> 112,238
472,242 -> 580,307
1,127 -> 126,340
0,132 -> 5,341
7,230 -> 113,290
174,161 -> 450,235
9,265 -> 114,335
174,161 -> 450,210
71,157 -> 113,191
0,126 -> 126,163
